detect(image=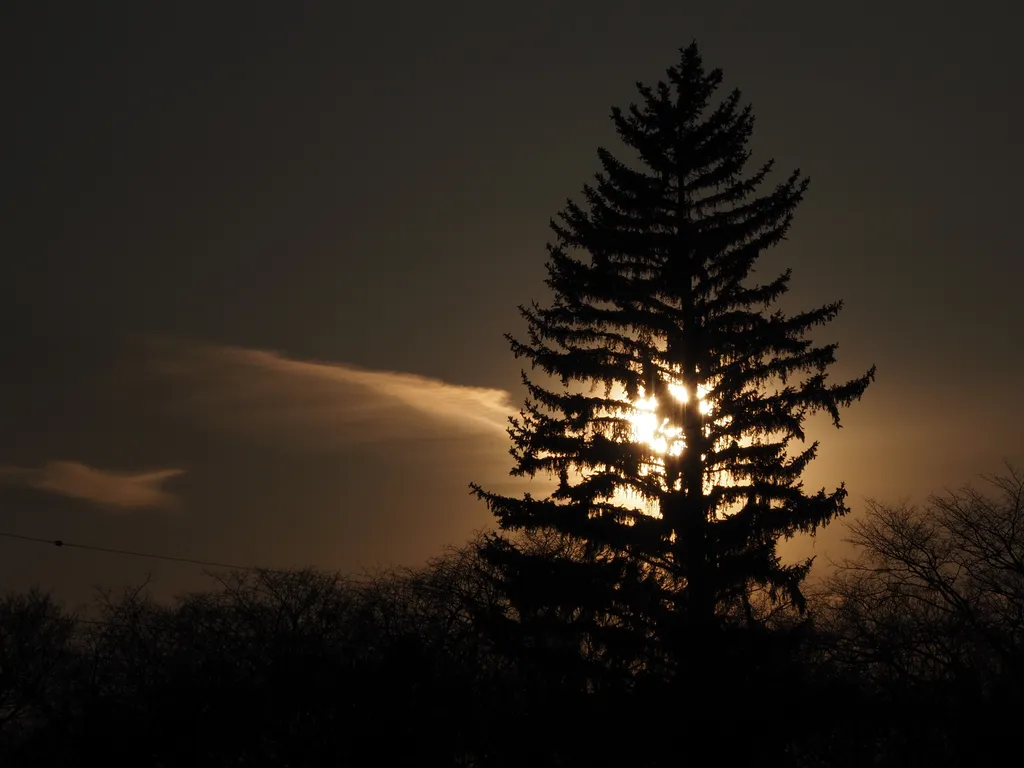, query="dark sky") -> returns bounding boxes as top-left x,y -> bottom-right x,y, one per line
2,1 -> 1021,608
